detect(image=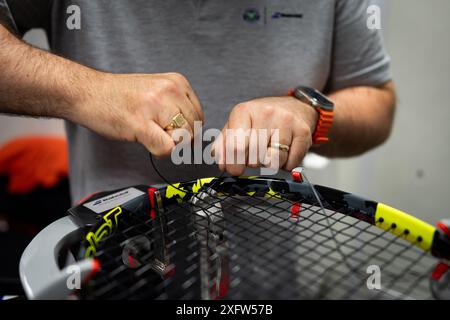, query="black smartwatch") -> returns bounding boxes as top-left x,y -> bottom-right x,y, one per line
288,86 -> 335,145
